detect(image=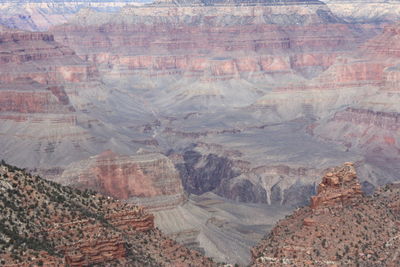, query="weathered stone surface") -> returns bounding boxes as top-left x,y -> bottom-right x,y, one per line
310,162 -> 363,209
251,163 -> 400,266
59,150 -> 186,210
